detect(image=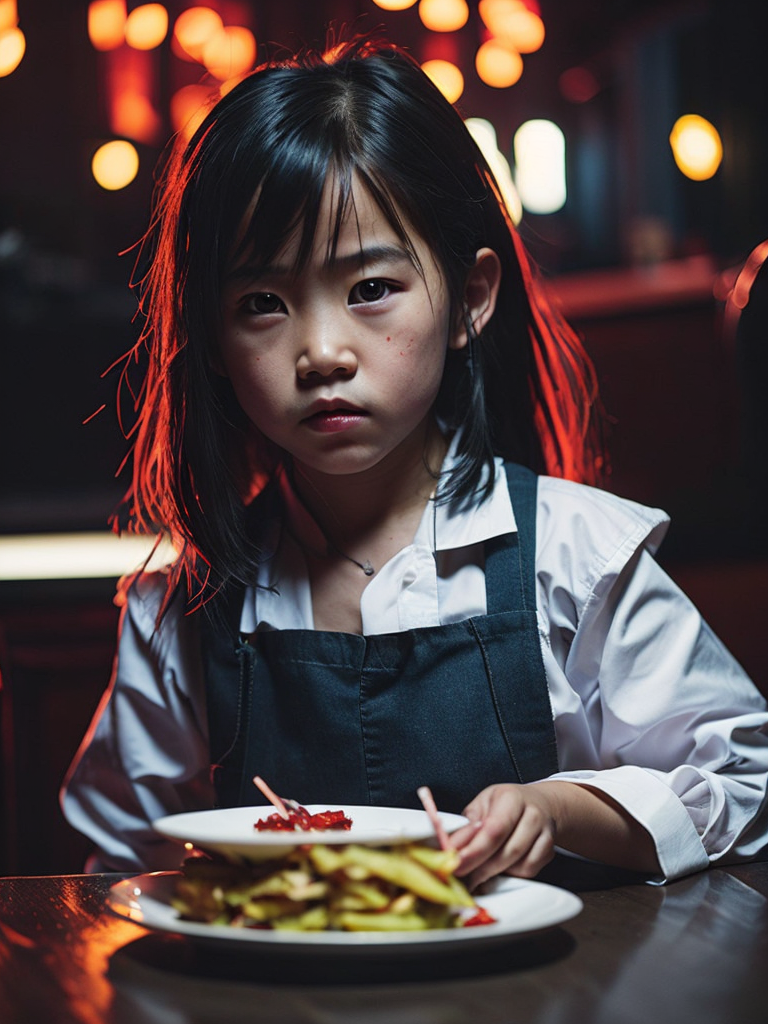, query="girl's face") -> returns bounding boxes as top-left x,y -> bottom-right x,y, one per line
218,177 -> 465,482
